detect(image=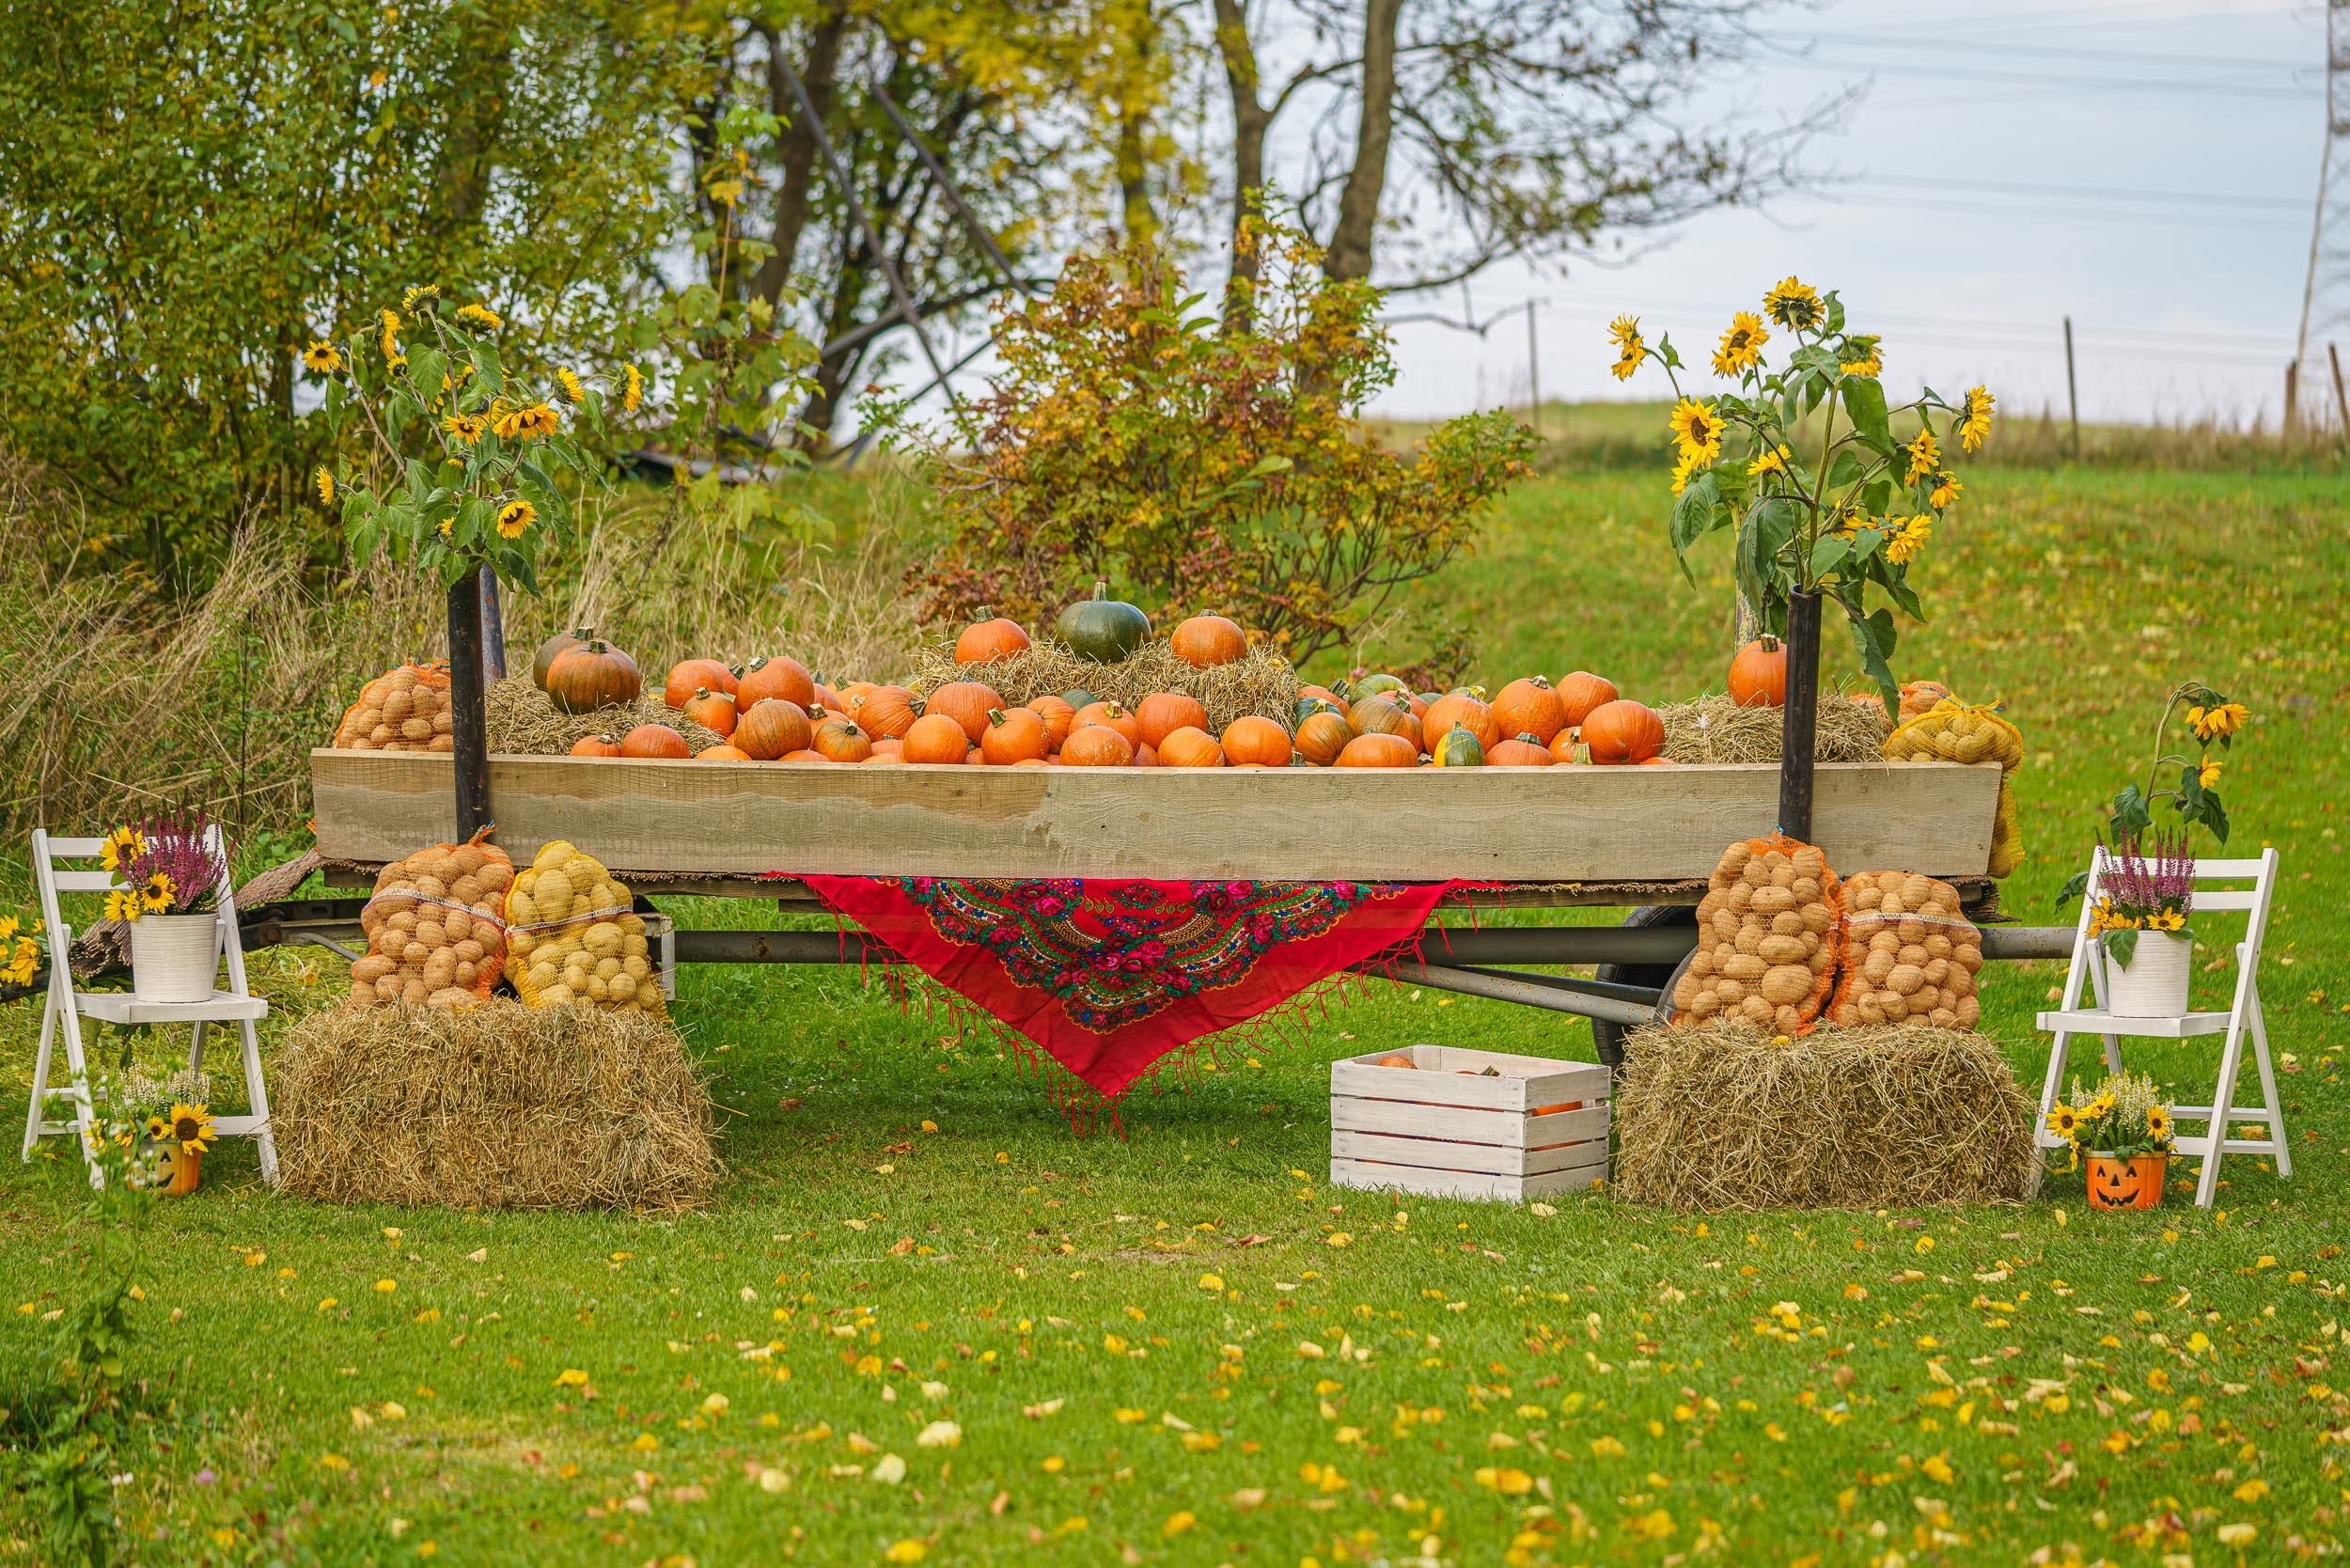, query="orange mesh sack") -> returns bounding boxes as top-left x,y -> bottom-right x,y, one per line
333,662 -> 455,752
1671,835 -> 1842,1036
1826,871 -> 1983,1030
345,830 -> 513,1010
1883,698 -> 2025,877
504,841 -> 666,1018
